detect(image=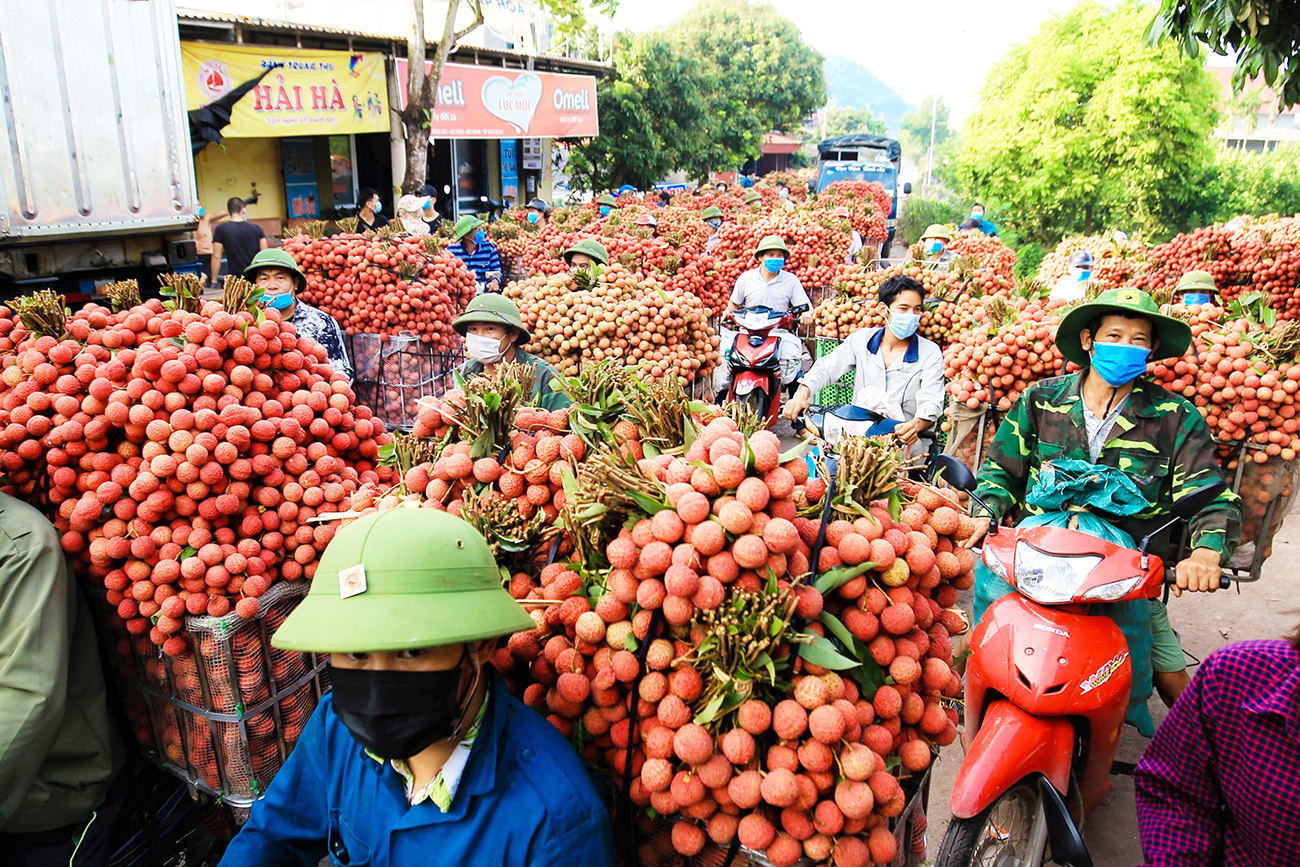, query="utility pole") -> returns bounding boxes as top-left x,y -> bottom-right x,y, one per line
926,95 -> 937,188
